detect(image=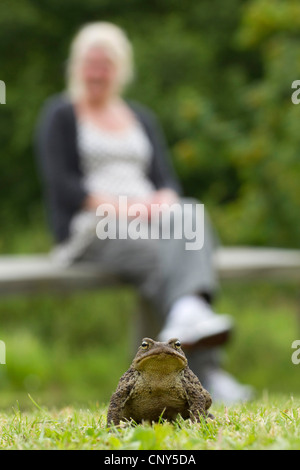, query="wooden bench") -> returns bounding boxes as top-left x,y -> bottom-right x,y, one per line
1,246 -> 300,340
0,247 -> 300,294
